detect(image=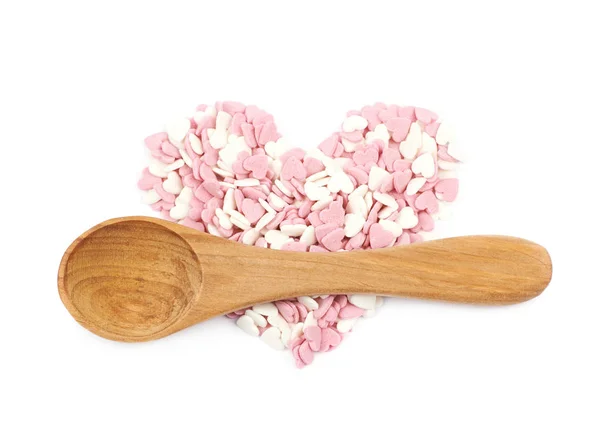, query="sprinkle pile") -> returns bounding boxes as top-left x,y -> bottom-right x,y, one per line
138,101 -> 460,367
